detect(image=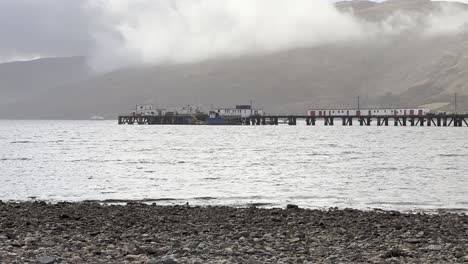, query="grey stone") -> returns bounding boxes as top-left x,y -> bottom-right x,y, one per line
37,256 -> 57,264
159,257 -> 179,264
426,245 -> 443,251
286,204 -> 299,209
